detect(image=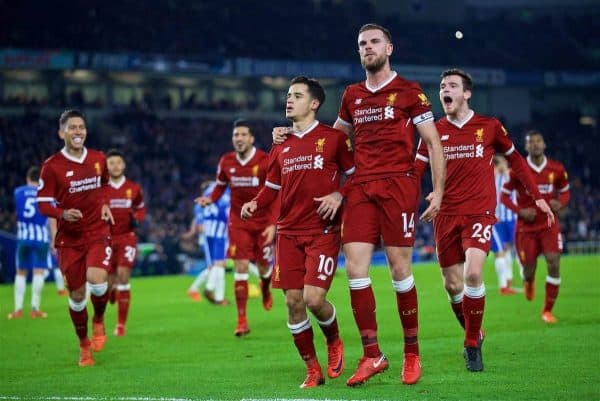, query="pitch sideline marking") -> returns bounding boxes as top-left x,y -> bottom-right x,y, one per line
0,397 -> 390,401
